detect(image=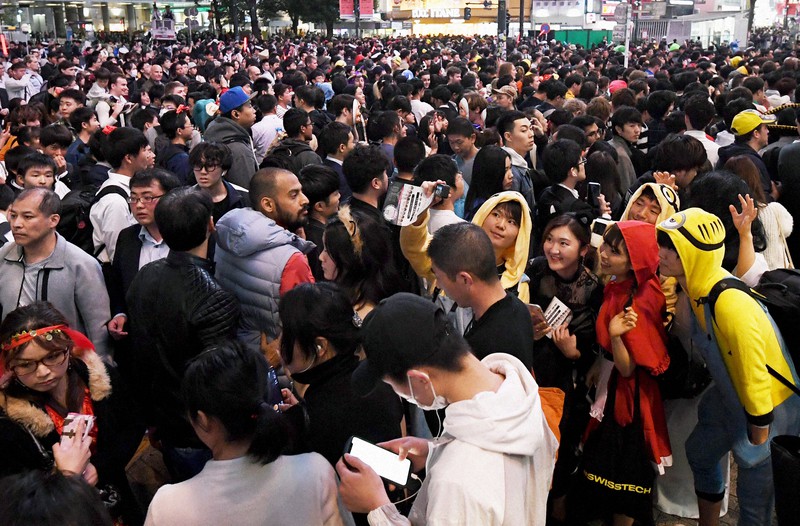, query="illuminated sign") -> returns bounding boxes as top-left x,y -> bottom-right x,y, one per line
411,7 -> 462,17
